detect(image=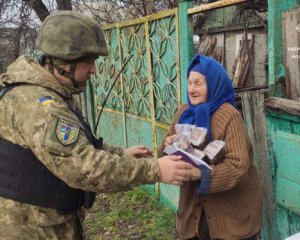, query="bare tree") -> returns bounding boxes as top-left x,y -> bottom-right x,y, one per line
0,0 -> 68,72
72,0 -> 179,24
22,0 -> 50,21
0,0 -> 223,72
57,0 -> 72,10
0,0 -> 183,73
0,0 -> 41,72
